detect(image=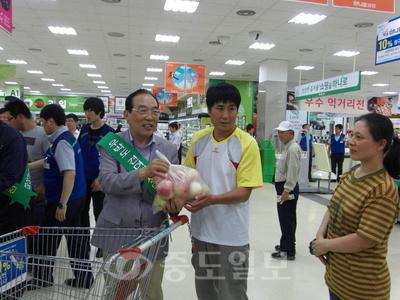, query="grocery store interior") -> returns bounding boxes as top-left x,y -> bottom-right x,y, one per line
1,0 -> 400,299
